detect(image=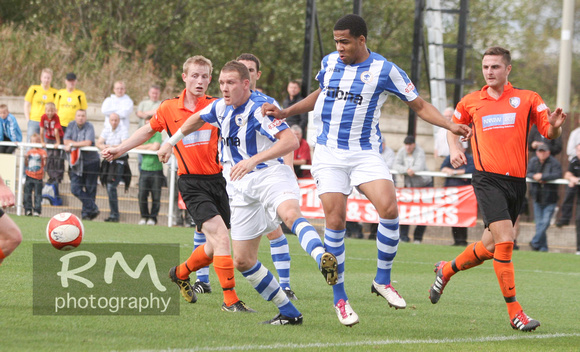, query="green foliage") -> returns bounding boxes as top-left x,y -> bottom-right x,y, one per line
0,0 -> 578,112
